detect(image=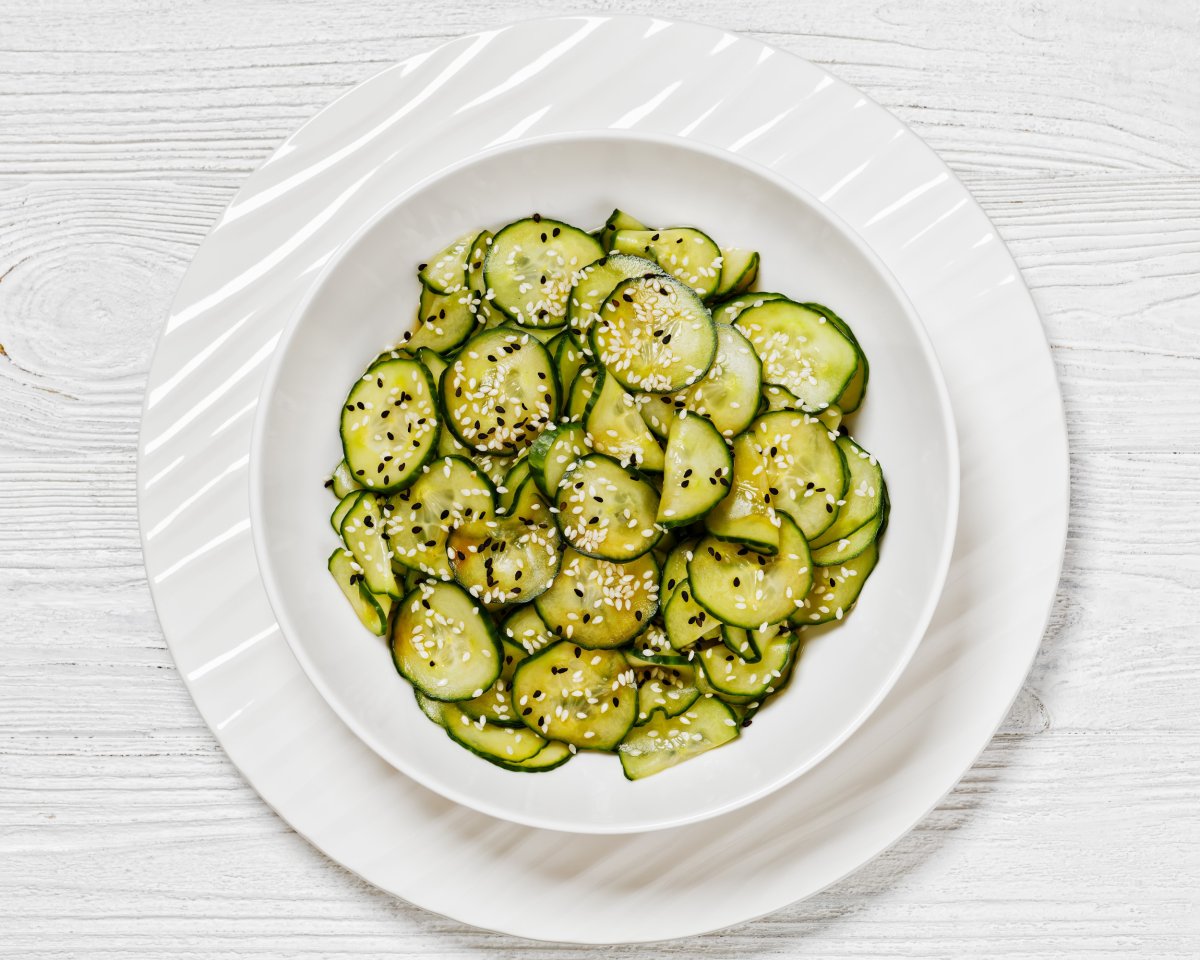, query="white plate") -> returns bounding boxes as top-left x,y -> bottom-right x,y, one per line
139,15 -> 1067,943
250,132 -> 959,833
